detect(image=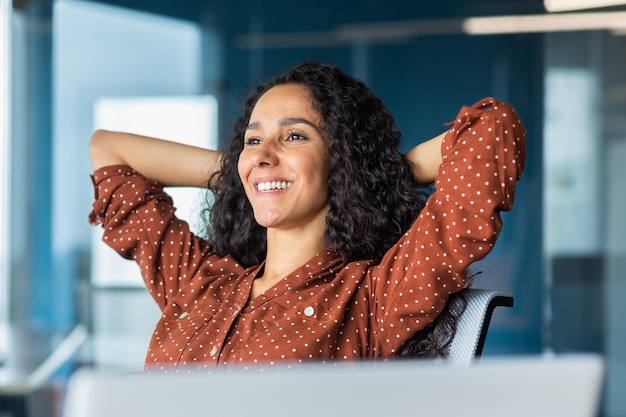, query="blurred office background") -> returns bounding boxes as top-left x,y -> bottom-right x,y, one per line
0,0 -> 625,415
